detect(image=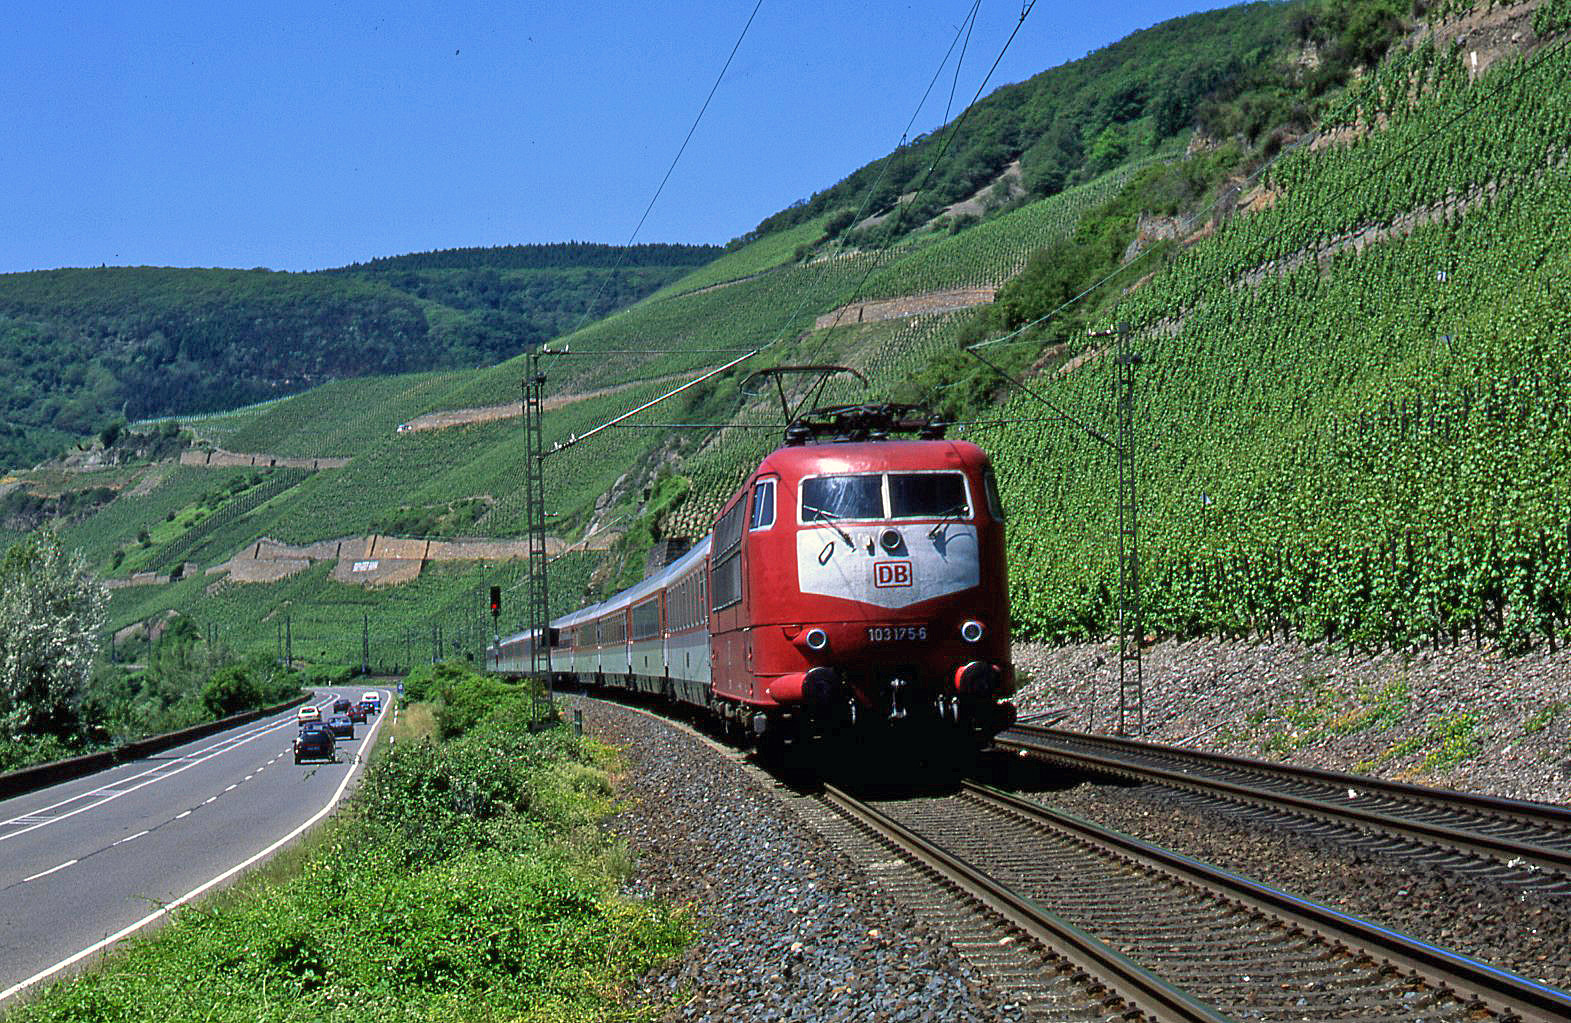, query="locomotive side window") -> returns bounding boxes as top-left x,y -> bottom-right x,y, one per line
801,474 -> 882,522
749,478 -> 776,530
888,472 -> 970,520
982,466 -> 1006,521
